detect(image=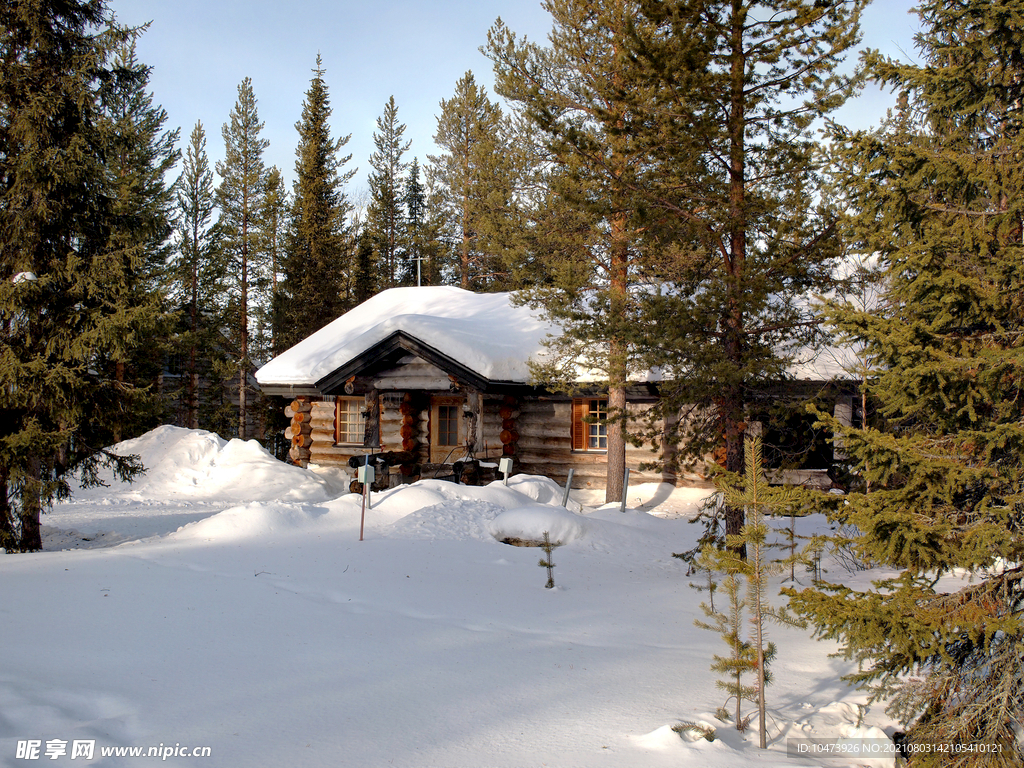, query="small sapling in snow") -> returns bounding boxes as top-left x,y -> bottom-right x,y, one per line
539,531 -> 557,588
